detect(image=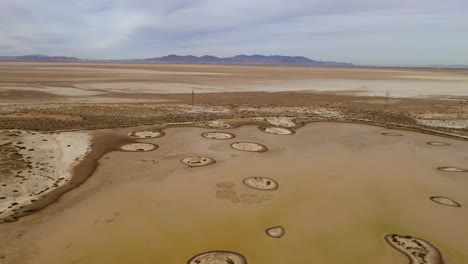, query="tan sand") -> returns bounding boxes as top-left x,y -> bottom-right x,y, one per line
0,123 -> 467,264
0,130 -> 91,222
416,119 -> 468,129
265,117 -> 296,127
